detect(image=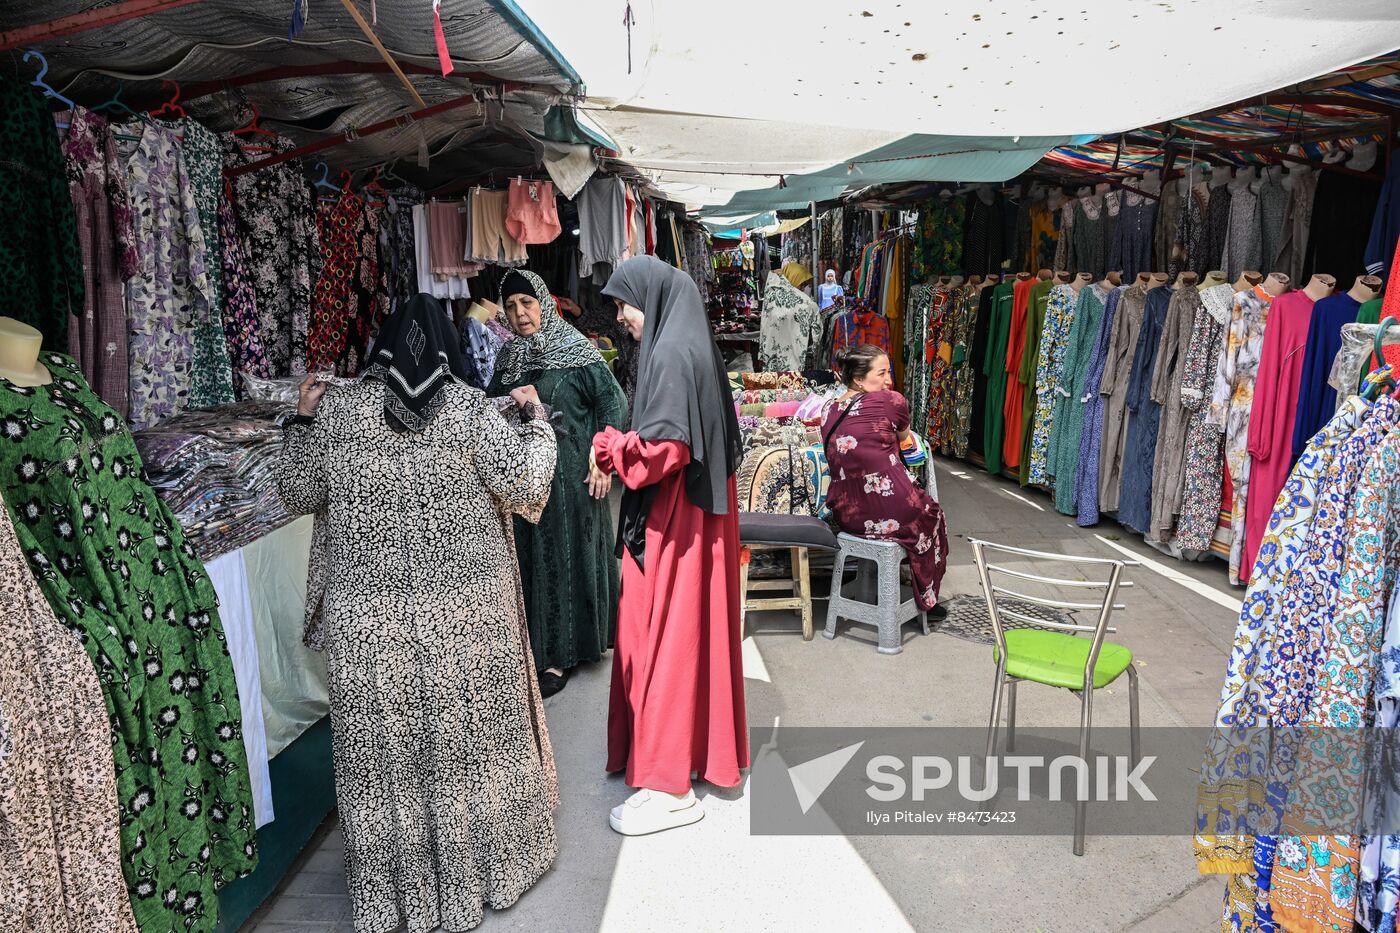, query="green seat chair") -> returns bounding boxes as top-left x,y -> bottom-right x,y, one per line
969,538 -> 1140,856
